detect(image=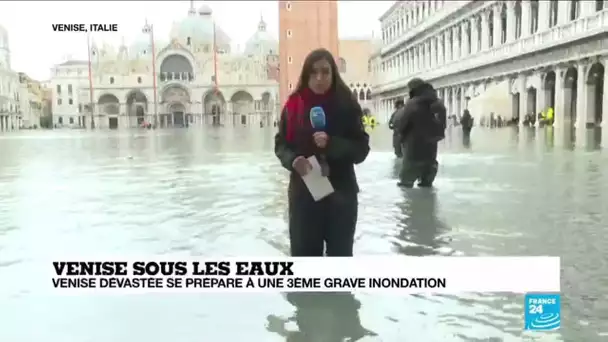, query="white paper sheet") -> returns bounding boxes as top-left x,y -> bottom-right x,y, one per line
301,155 -> 334,201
